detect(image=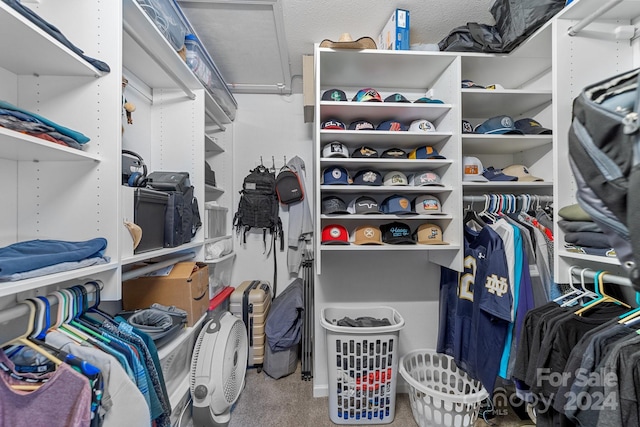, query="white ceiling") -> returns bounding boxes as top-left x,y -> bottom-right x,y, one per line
178,0 -> 496,94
